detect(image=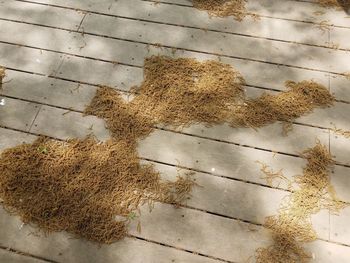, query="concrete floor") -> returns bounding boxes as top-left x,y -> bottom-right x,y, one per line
0,0 -> 350,262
